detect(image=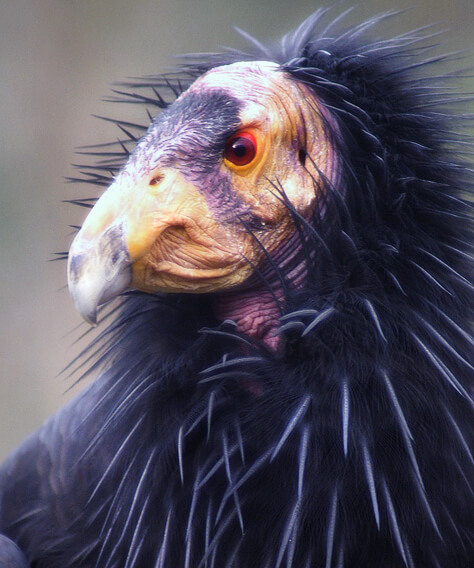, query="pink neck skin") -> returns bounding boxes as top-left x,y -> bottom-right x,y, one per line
213,256 -> 308,351
213,287 -> 284,350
